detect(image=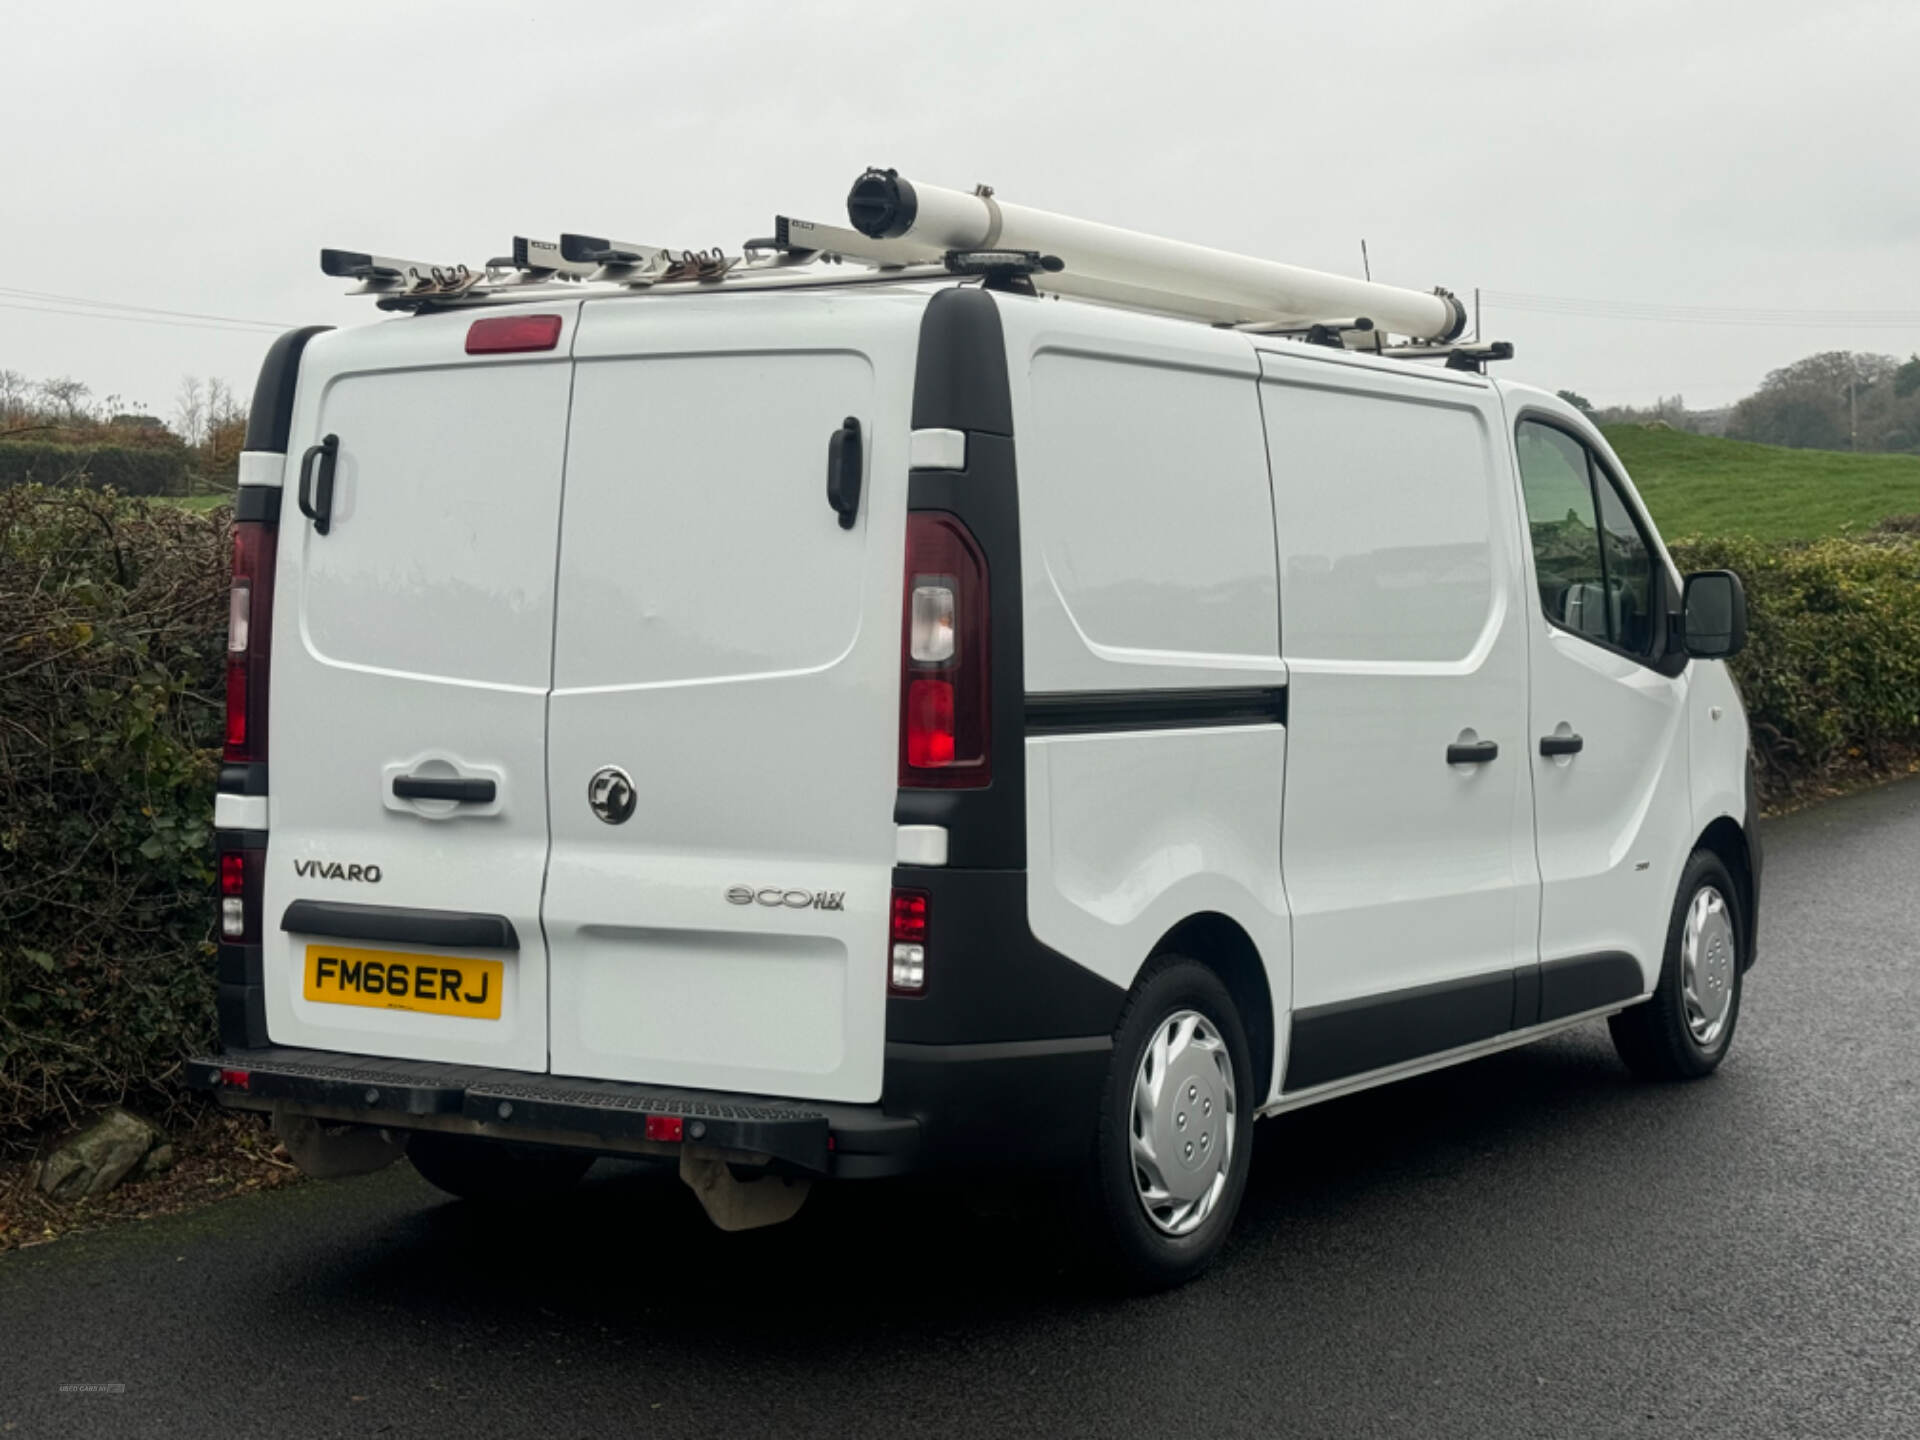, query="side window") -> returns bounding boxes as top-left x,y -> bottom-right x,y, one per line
1517,420 -> 1660,658
1516,422 -> 1608,644
1595,474 -> 1655,654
